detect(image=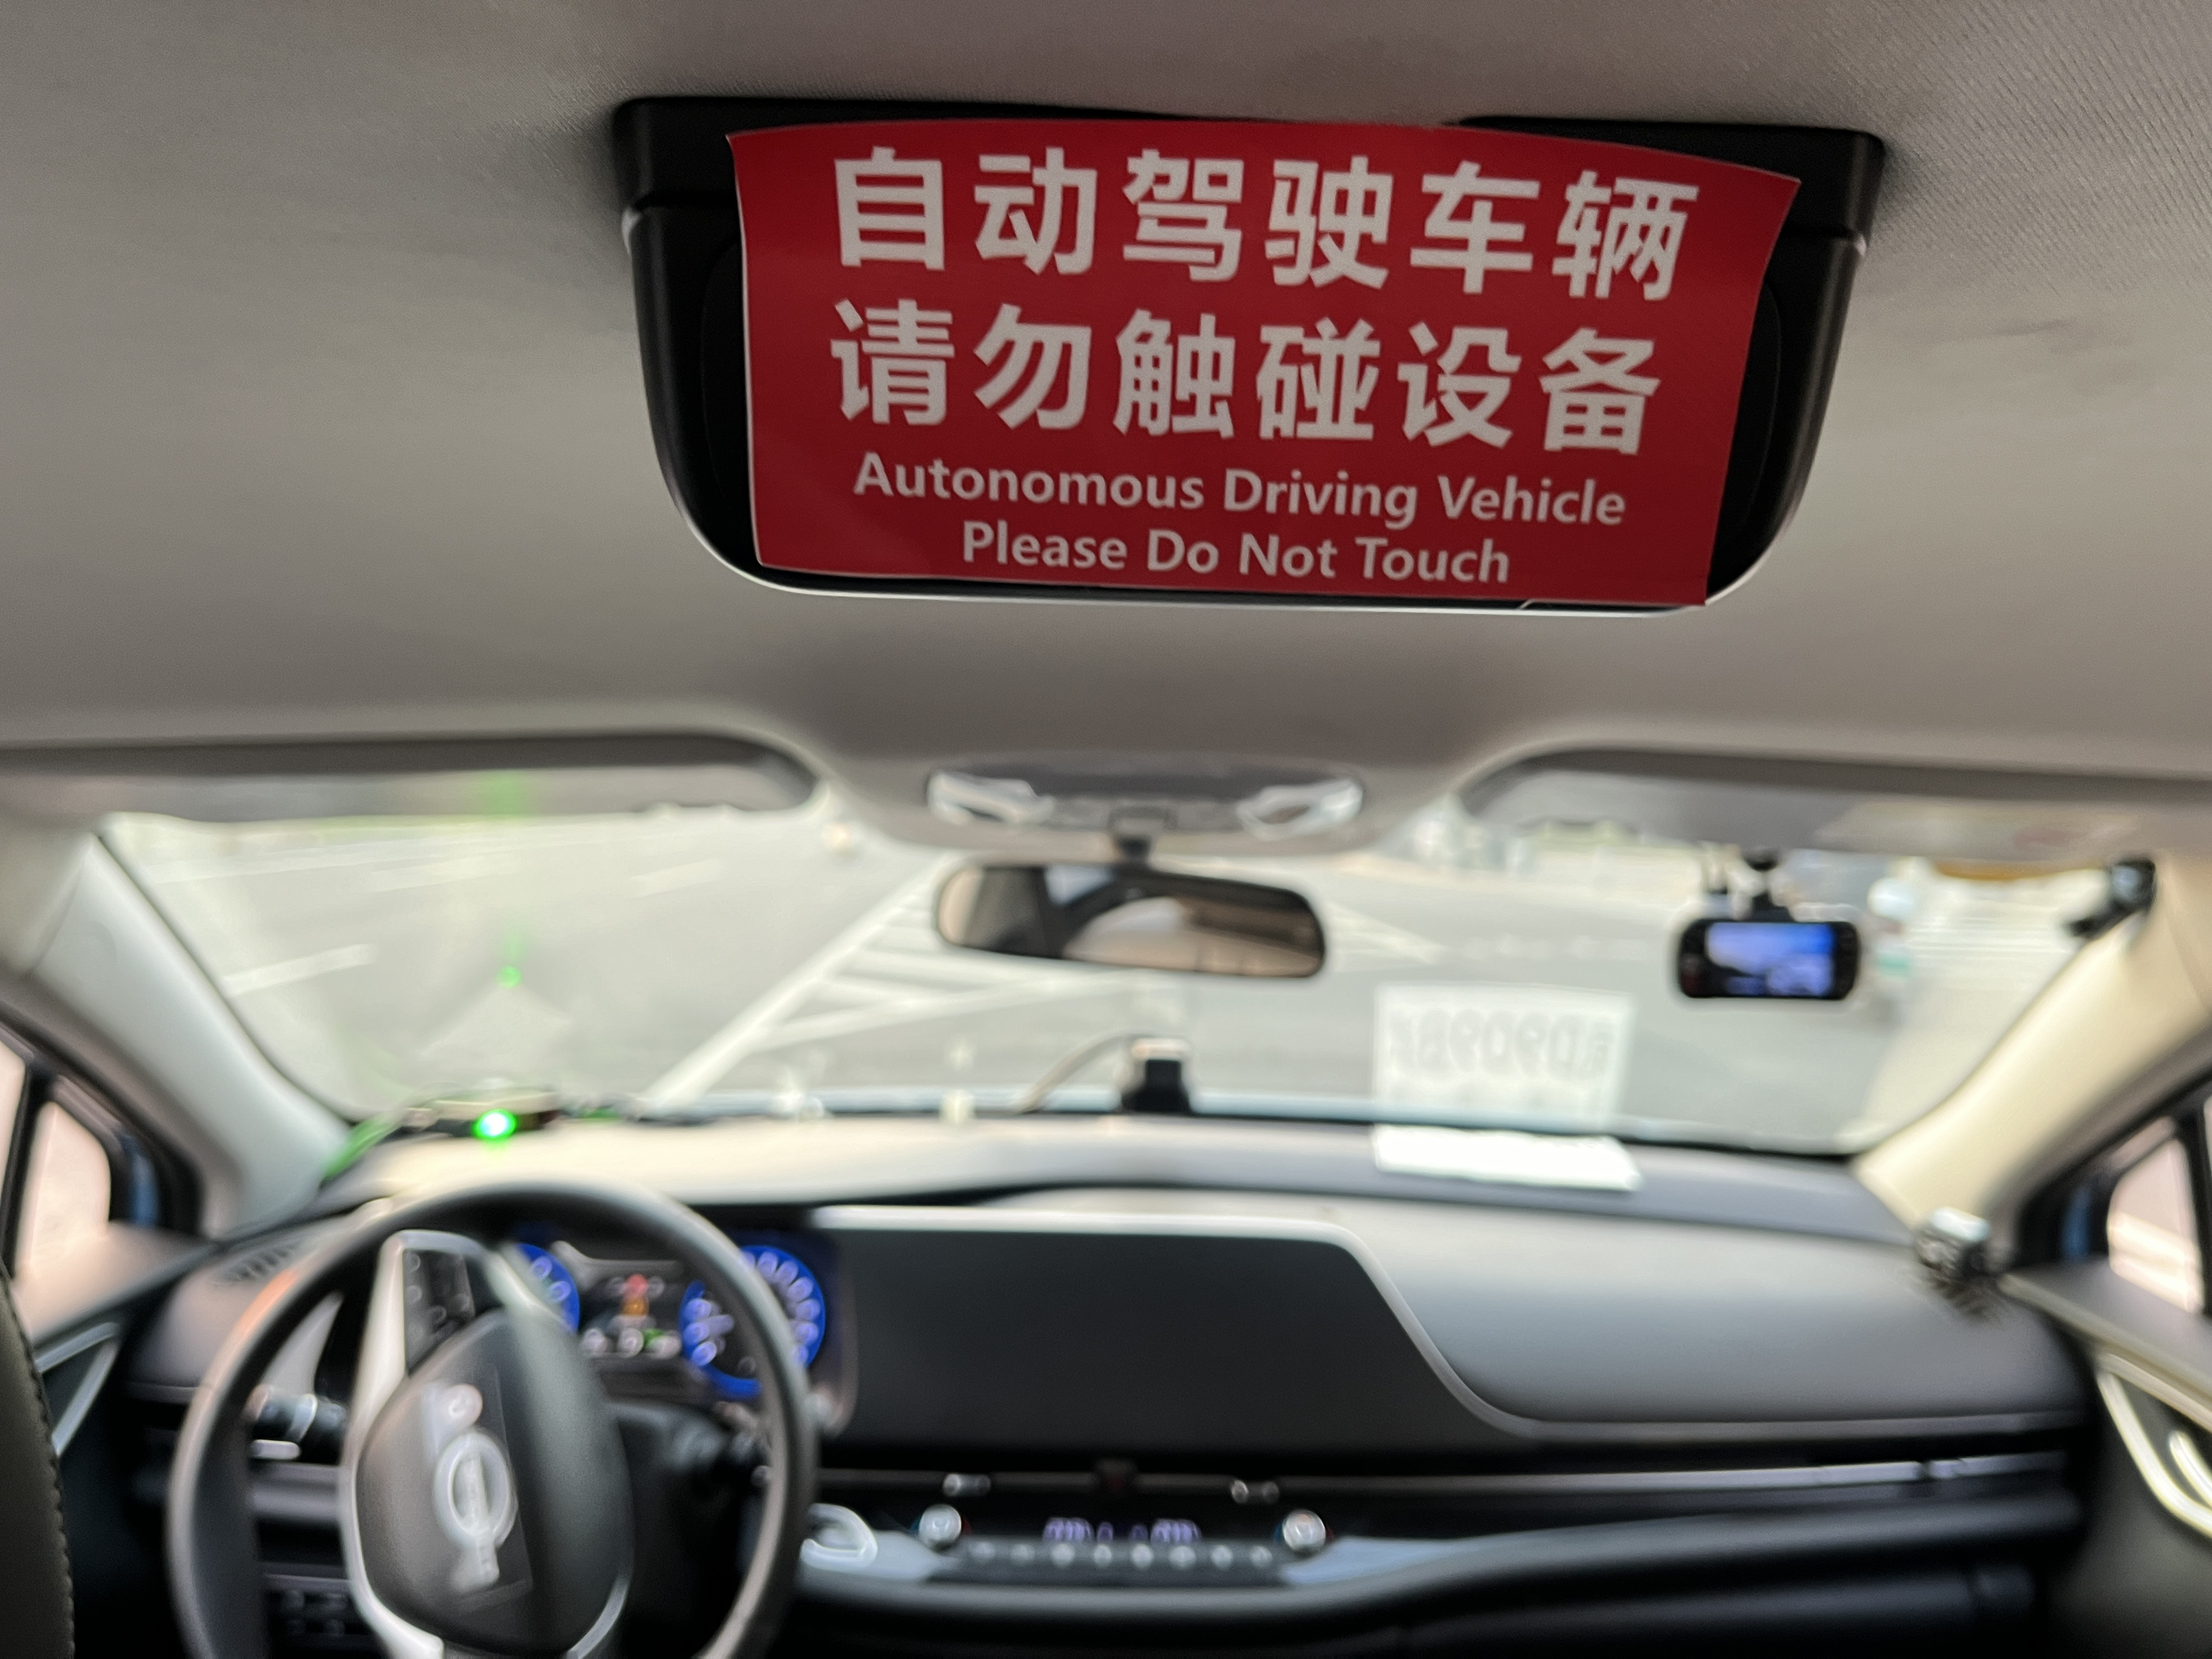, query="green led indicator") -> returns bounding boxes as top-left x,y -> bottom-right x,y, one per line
497,965 -> 522,989
473,1109 -> 518,1141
